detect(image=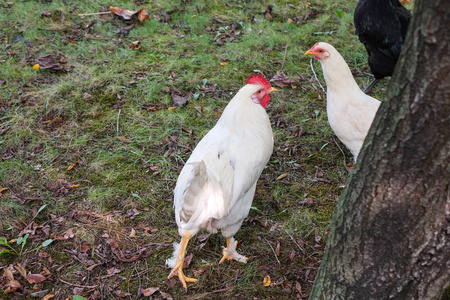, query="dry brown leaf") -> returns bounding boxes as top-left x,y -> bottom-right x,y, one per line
14,263 -> 28,279
109,6 -> 150,23
4,268 -> 15,281
263,275 -> 271,287
275,241 -> 280,256
130,40 -> 141,50
36,55 -> 70,72
42,266 -> 52,276
276,173 -> 288,180
143,287 -> 159,296
289,249 -> 296,261
137,9 -> 150,22
27,273 -> 46,284
80,241 -> 91,253
4,279 -> 22,293
171,89 -> 189,107
270,71 -> 297,89
66,161 -> 77,171
129,228 -> 136,237
43,294 -> 55,300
